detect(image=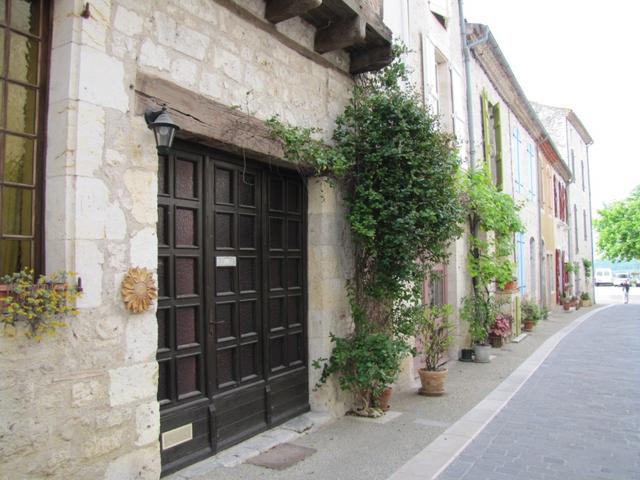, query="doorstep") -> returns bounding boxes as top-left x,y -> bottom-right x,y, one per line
166,411 -> 333,480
